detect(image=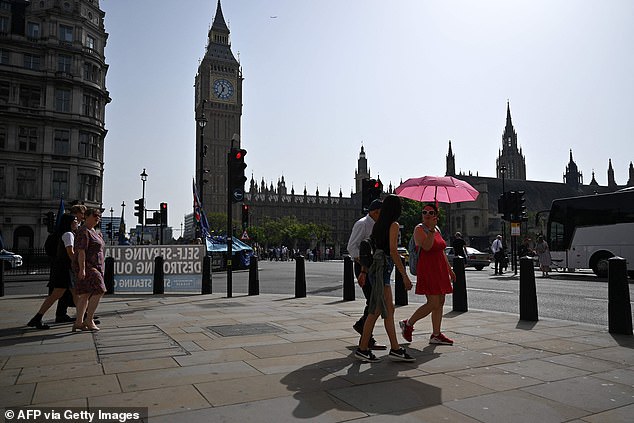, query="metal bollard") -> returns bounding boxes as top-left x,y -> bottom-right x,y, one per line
0,261 -> 4,297
452,256 -> 467,312
104,257 -> 115,294
519,256 -> 538,321
295,255 -> 306,298
248,255 -> 259,295
394,257 -> 408,306
608,257 -> 632,335
343,256 -> 355,301
153,256 -> 164,295
202,255 -> 212,294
